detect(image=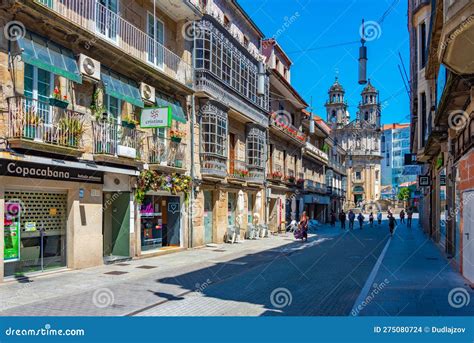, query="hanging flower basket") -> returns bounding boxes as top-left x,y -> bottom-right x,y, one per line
136,170 -> 192,204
